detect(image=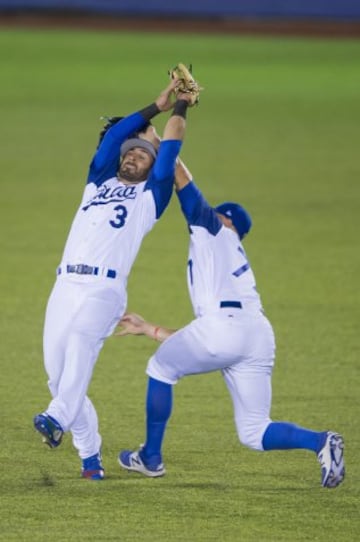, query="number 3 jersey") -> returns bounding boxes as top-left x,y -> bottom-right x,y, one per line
59,112 -> 181,279
177,181 -> 264,317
